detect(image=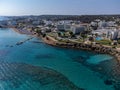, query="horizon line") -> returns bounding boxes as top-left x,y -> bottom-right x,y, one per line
0,14 -> 120,17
